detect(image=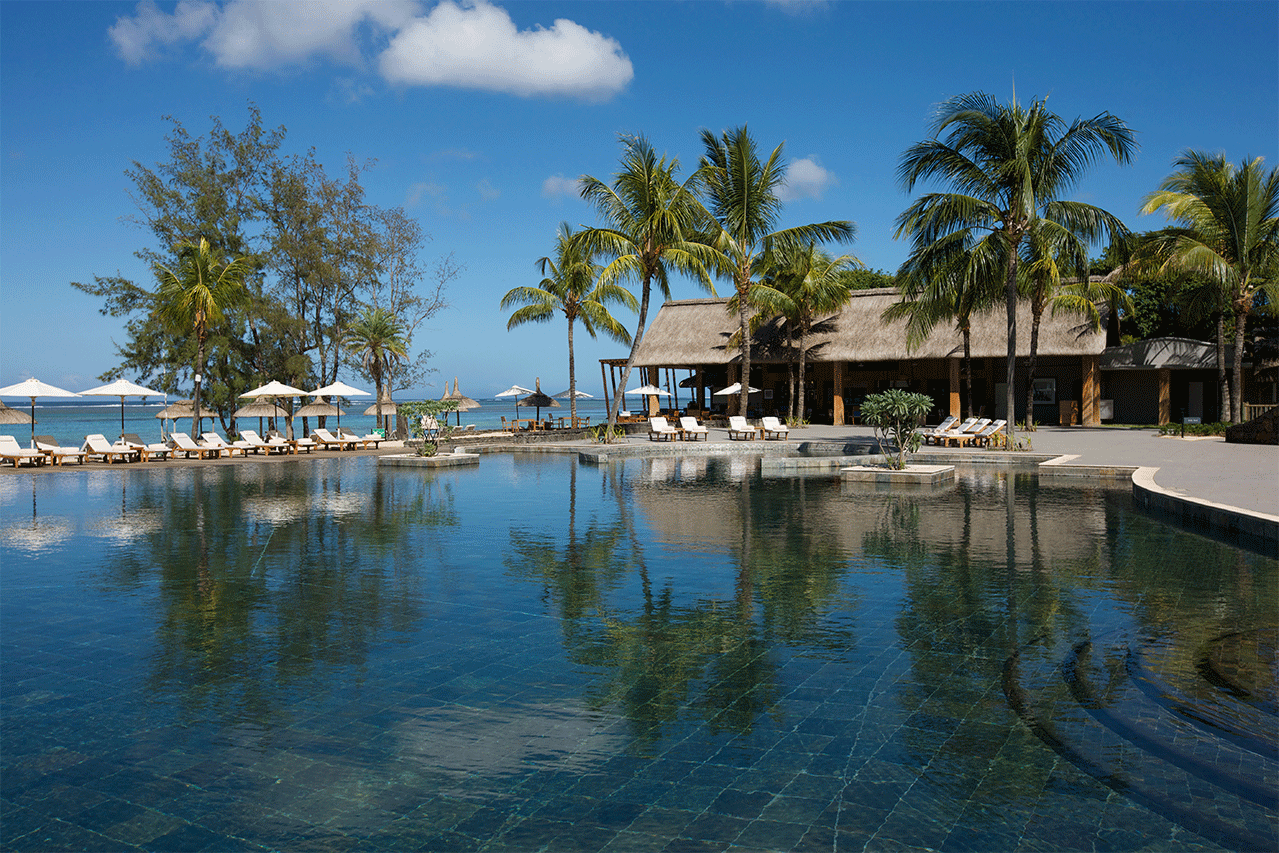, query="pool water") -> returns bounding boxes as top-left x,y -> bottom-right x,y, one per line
1,455 -> 1275,852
